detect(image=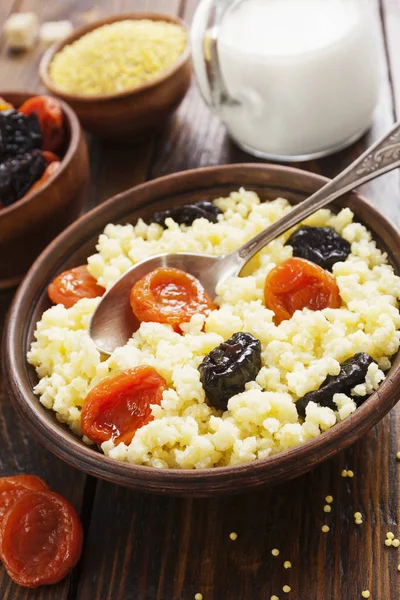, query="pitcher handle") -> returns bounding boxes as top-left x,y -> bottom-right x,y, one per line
190,0 -> 239,113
